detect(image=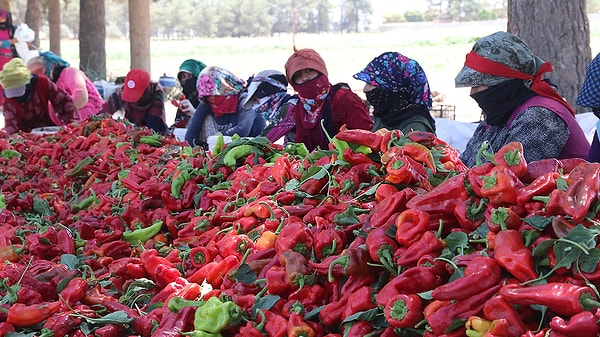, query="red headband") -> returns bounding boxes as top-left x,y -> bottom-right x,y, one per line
465,51 -> 575,115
